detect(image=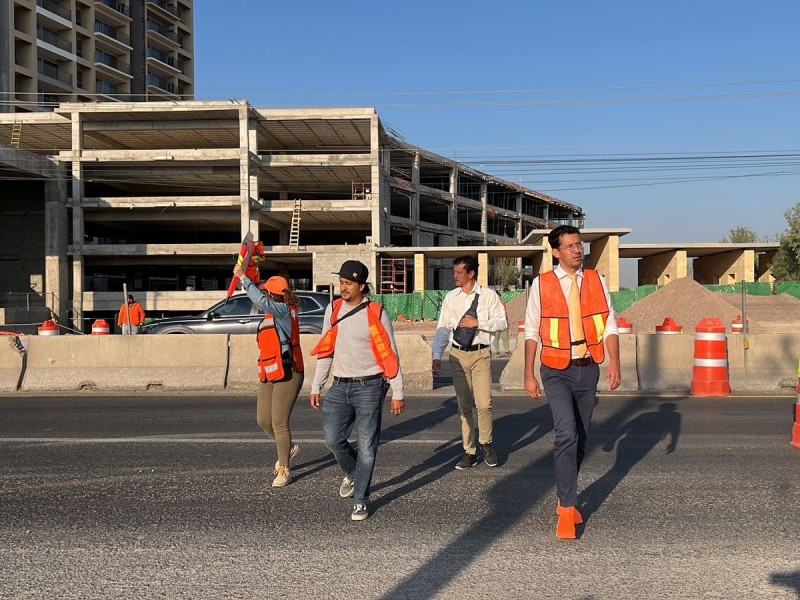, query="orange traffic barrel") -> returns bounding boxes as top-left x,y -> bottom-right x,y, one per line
792,357 -> 800,449
518,320 -> 525,335
690,318 -> 731,397
617,317 -> 633,334
91,319 -> 110,335
37,320 -> 59,336
655,317 -> 682,334
731,314 -> 748,334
